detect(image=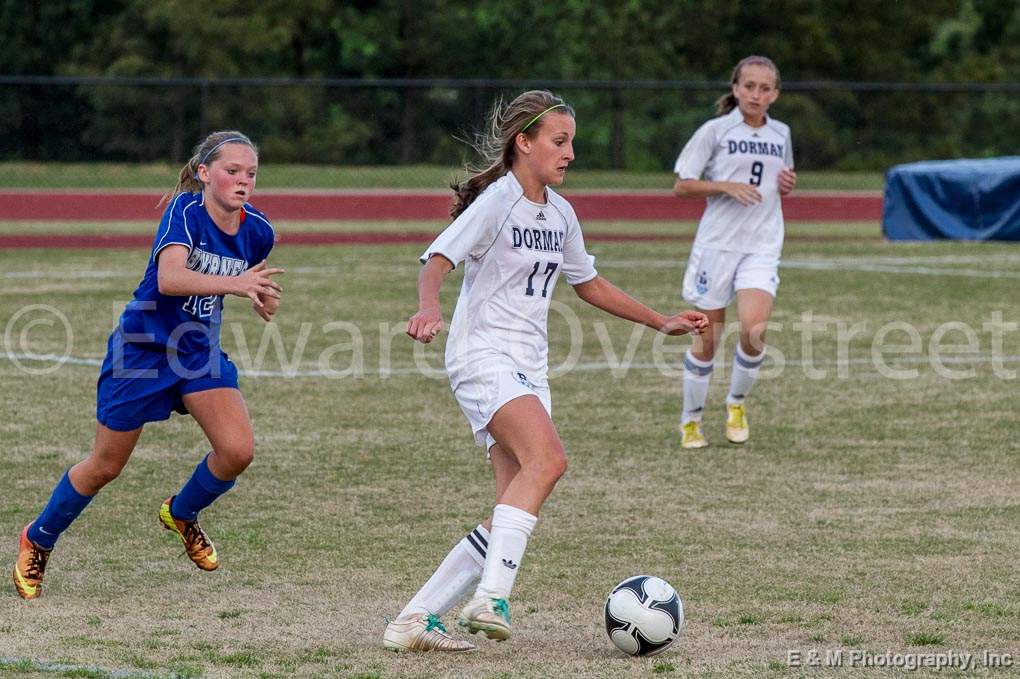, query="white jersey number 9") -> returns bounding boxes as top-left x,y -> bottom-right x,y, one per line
749,161 -> 764,186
